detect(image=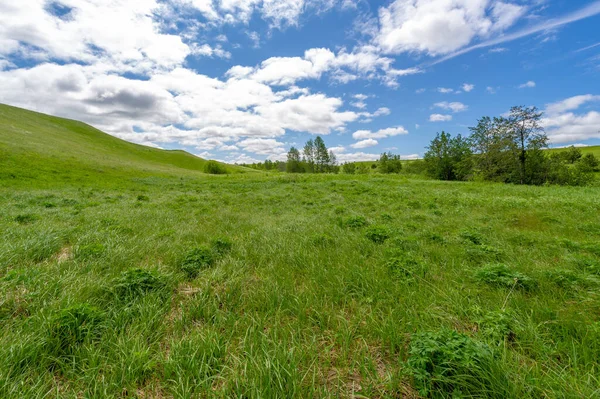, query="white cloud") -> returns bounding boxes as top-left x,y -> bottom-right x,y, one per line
462,83 -> 475,92
416,88 -> 426,94
430,113 -> 453,122
376,0 -> 526,56
335,151 -> 380,162
351,139 -> 378,148
486,86 -> 497,94
352,126 -> 408,140
238,138 -> 285,155
191,44 -> 231,59
434,101 -> 468,113
437,87 -> 454,94
519,80 -> 536,89
373,107 -> 391,116
543,94 -> 600,143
